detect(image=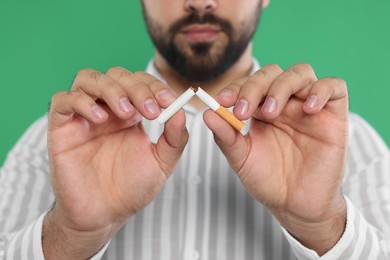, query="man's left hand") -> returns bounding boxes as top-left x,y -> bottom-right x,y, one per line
203,63 -> 349,255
